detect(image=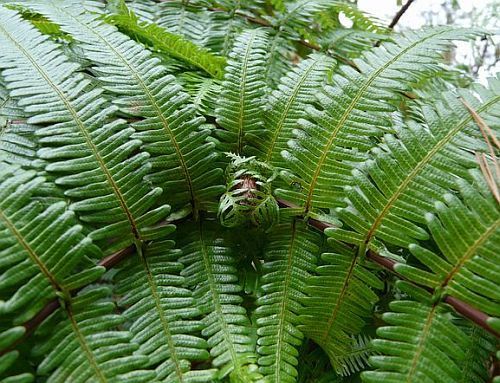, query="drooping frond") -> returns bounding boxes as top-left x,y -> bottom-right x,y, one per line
395,177 -> 500,316
33,286 -> 158,383
30,0 -> 224,212
115,238 -> 217,382
256,217 -> 320,383
328,80 -> 499,251
247,53 -> 333,164
362,283 -> 472,383
300,240 -> 383,376
0,165 -> 103,320
215,28 -> 269,154
0,6 -> 171,253
178,221 -> 262,382
107,4 -> 227,79
277,27 -> 481,213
